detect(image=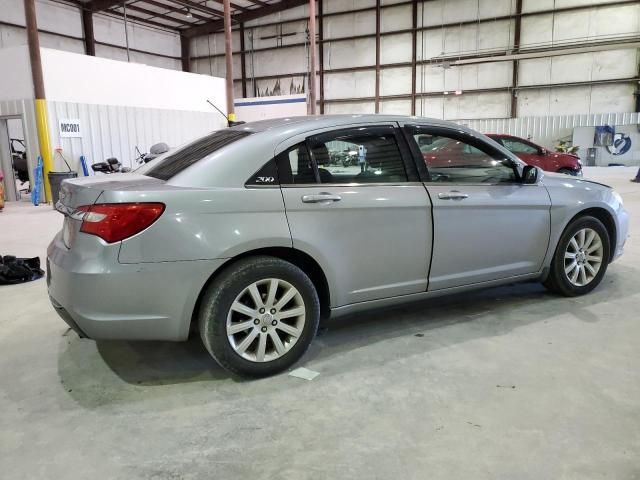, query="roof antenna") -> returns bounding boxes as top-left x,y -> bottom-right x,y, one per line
206,99 -> 245,127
